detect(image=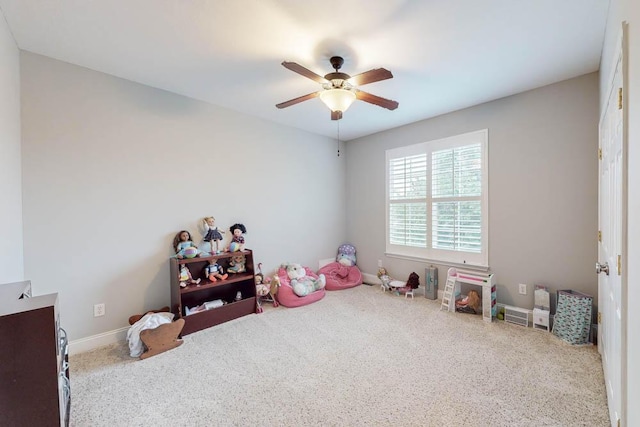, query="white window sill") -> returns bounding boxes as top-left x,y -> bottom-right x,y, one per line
385,252 -> 490,272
